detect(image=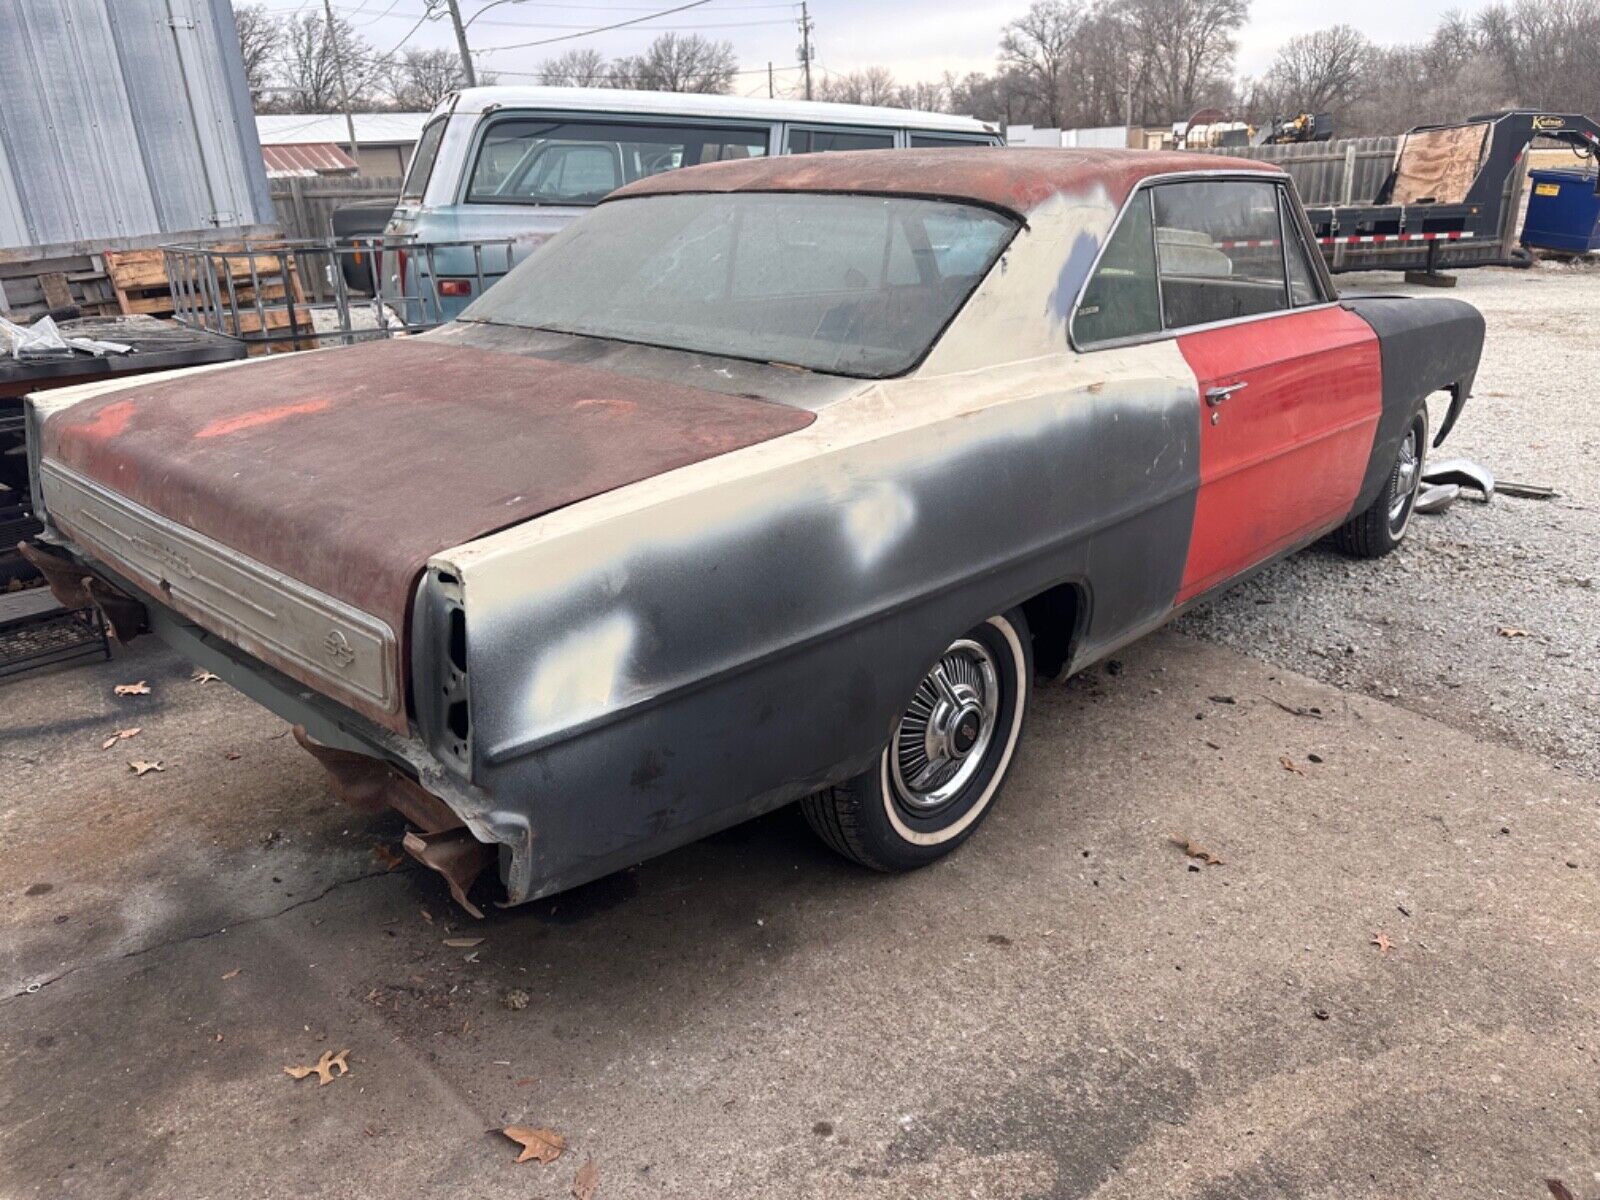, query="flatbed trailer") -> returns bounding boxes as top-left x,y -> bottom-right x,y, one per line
1303,110 -> 1600,275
